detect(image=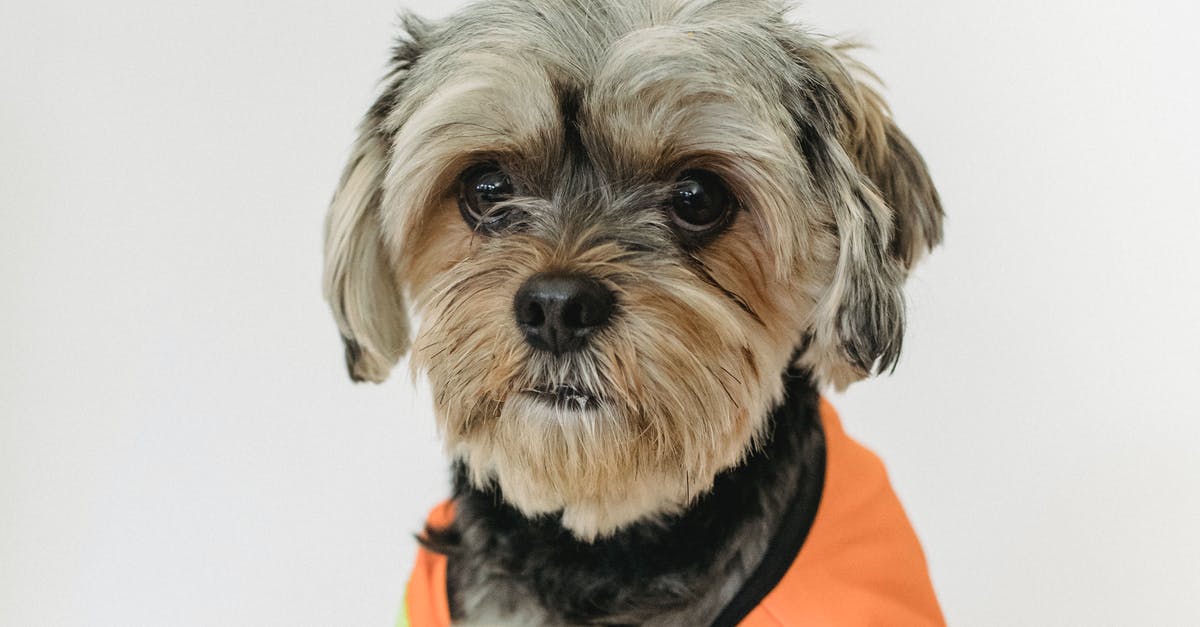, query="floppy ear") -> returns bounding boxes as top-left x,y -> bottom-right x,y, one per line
784,40 -> 943,388
323,21 -> 428,383
323,129 -> 409,383
834,46 -> 944,268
